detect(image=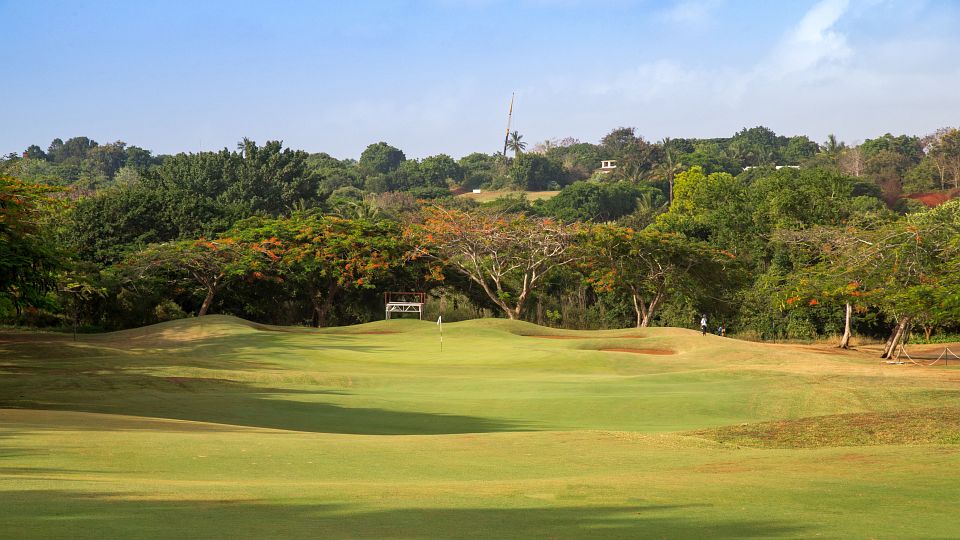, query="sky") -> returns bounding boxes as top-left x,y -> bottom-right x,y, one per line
1,0 -> 958,159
